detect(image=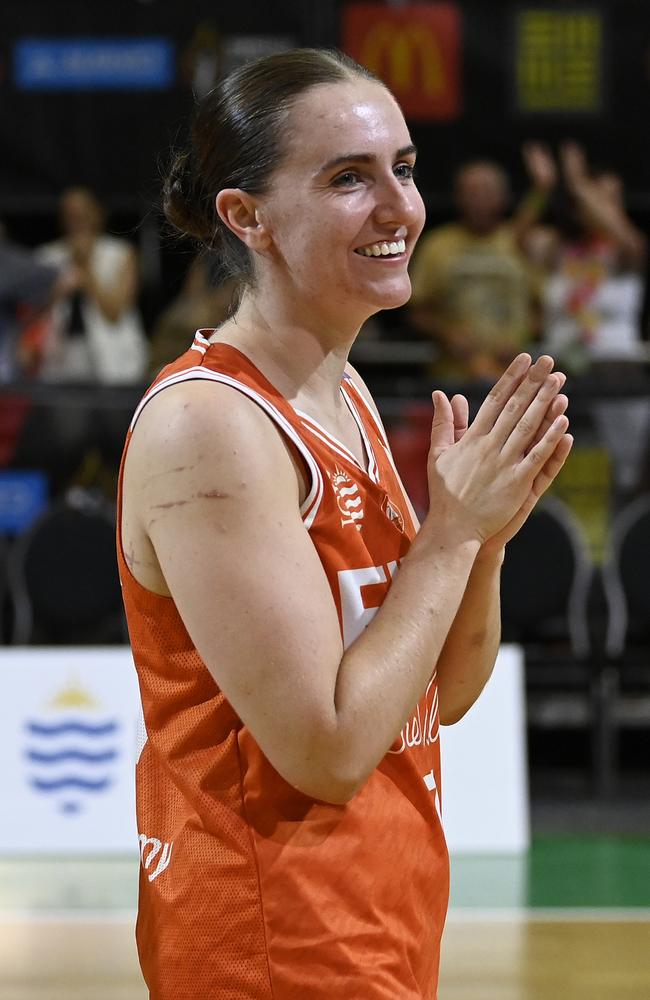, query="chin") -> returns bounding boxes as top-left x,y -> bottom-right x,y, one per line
367,279 -> 412,312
